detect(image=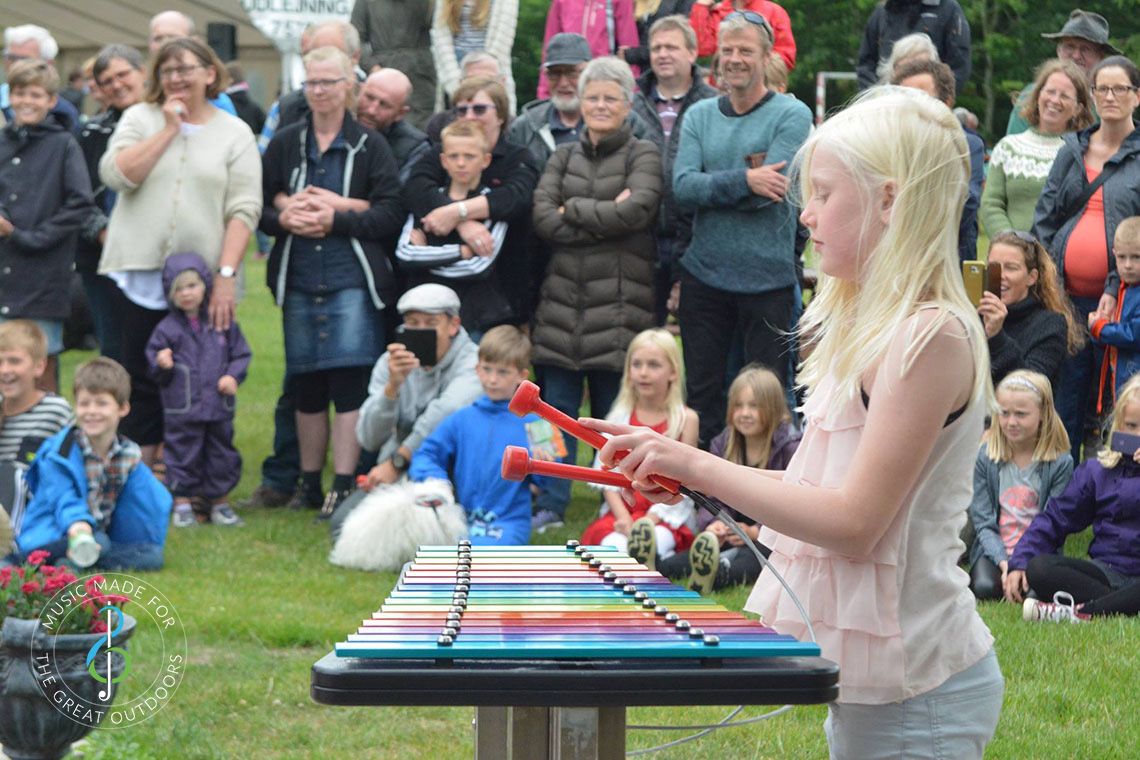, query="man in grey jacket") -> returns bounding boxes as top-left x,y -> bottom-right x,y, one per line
356,284 -> 482,487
